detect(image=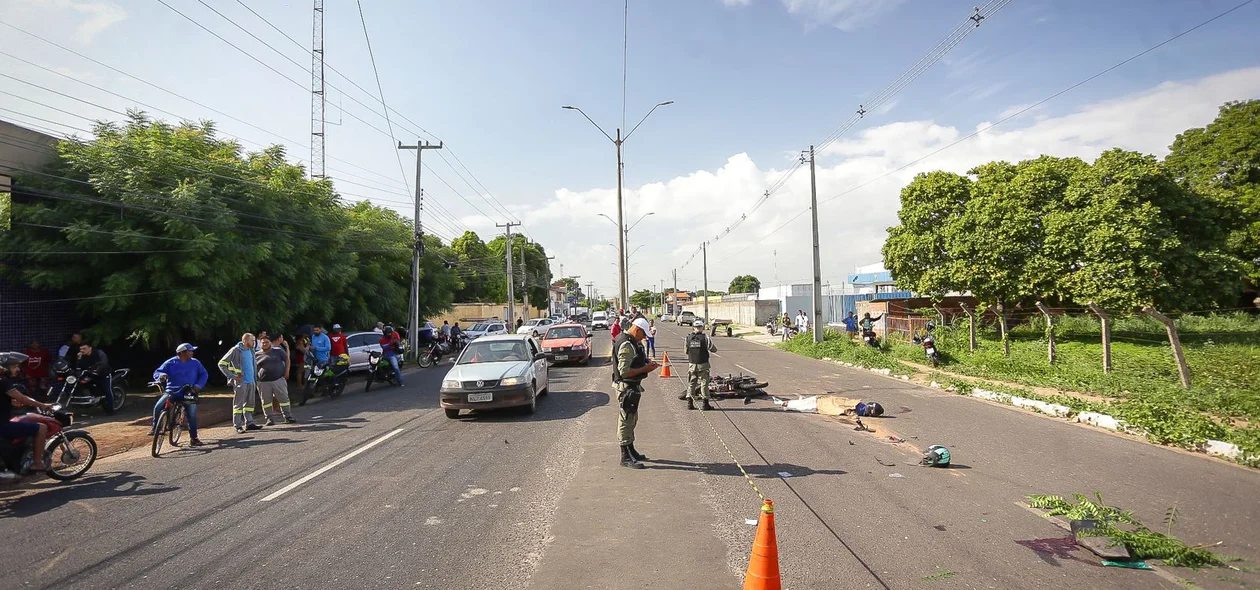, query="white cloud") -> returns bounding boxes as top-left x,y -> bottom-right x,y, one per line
721,0 -> 751,7
527,67 -> 1260,295
15,0 -> 126,43
779,0 -> 906,31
